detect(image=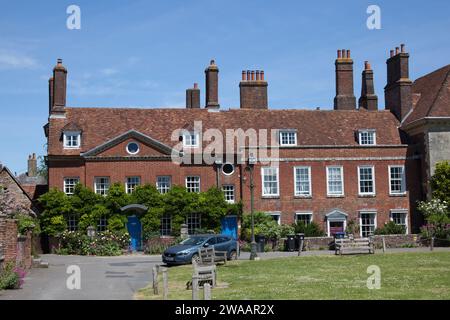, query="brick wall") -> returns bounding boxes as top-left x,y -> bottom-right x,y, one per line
0,217 -> 18,265
16,232 -> 32,269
